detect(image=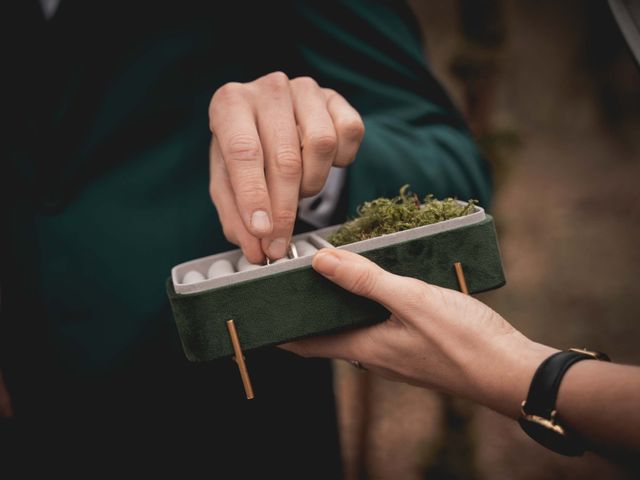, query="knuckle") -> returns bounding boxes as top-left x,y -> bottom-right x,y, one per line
213,82 -> 244,103
235,181 -> 269,203
272,209 -> 297,226
323,88 -> 338,99
338,117 -> 365,142
261,71 -> 289,91
306,133 -> 338,156
226,134 -> 261,163
349,266 -> 377,297
210,83 -> 244,119
209,83 -> 246,131
291,76 -> 318,89
274,148 -> 302,177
